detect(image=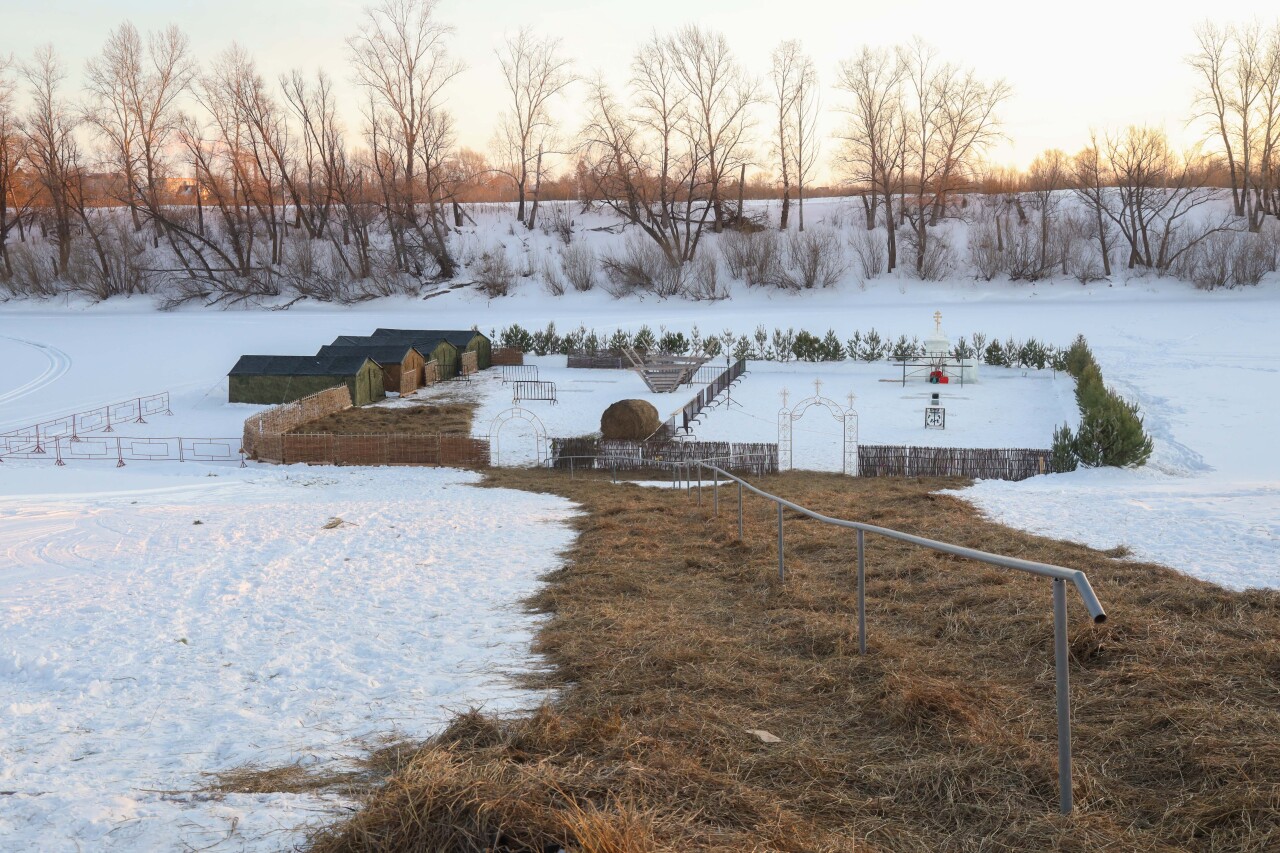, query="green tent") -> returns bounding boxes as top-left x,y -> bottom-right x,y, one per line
228,355 -> 386,406
332,334 -> 461,380
372,328 -> 492,371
